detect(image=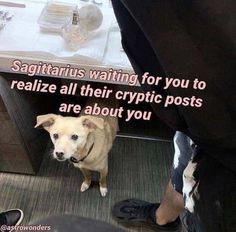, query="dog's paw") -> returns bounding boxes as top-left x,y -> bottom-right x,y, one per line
80,182 -> 90,192
100,187 -> 108,197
